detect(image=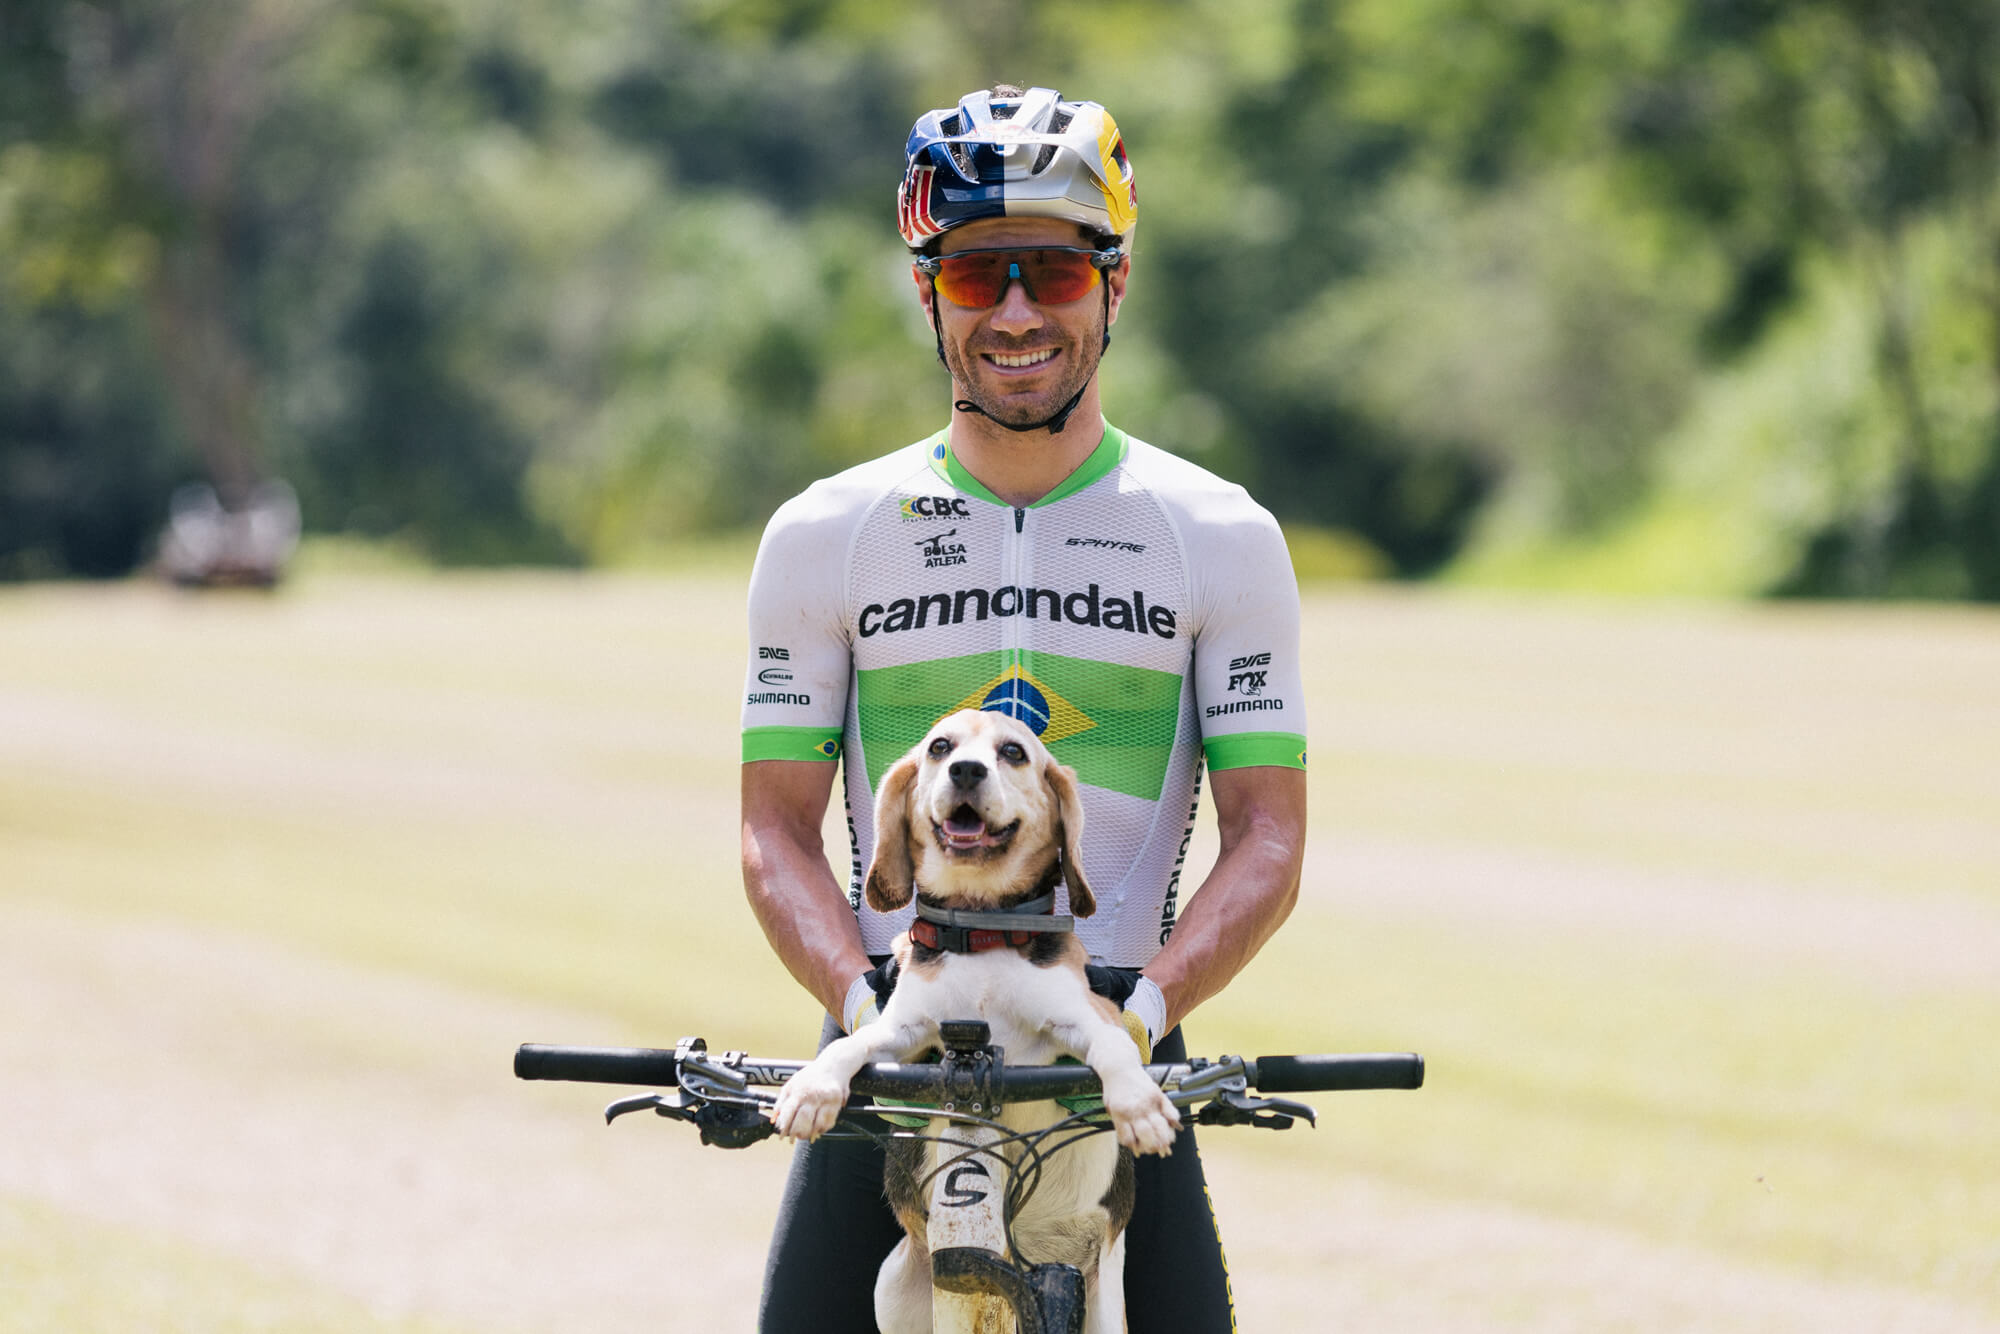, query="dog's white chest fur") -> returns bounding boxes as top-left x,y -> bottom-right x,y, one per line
896,950 -> 1076,1065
